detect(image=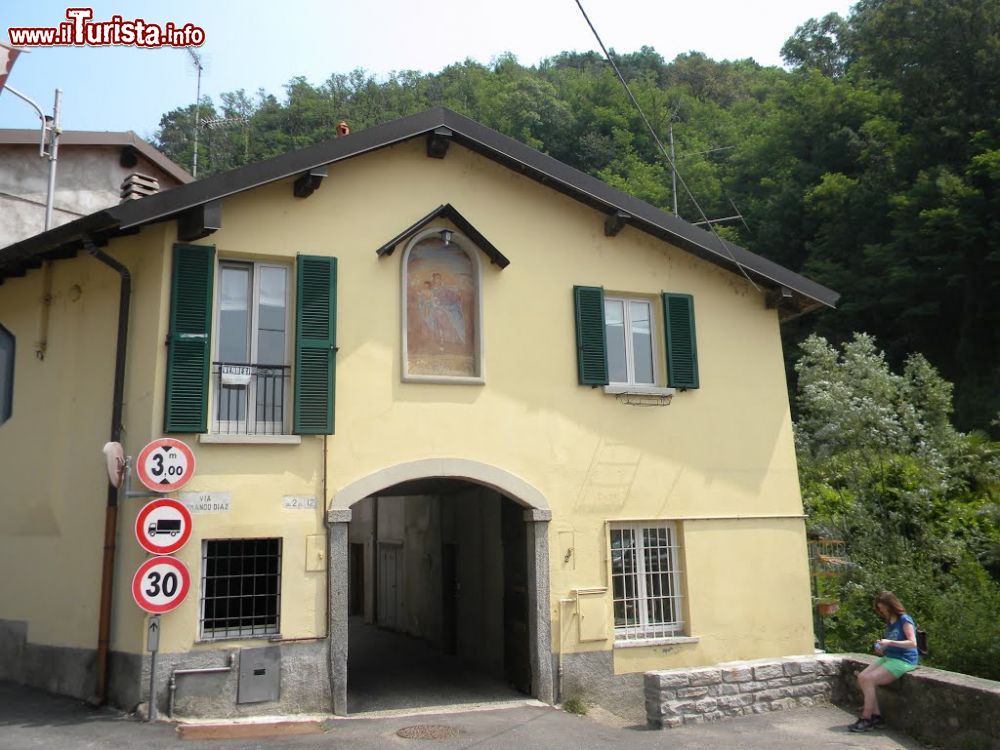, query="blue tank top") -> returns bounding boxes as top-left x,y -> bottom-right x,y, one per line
884,613 -> 918,664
